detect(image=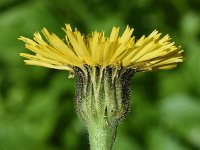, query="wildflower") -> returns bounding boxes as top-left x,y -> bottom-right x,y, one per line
19,24 -> 183,150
